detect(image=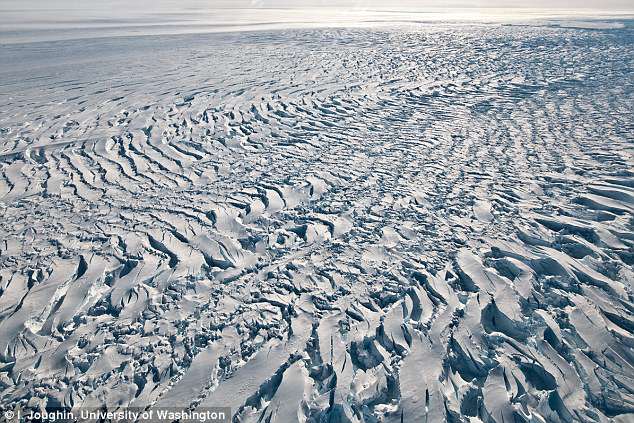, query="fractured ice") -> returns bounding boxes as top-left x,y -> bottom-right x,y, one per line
0,22 -> 633,422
